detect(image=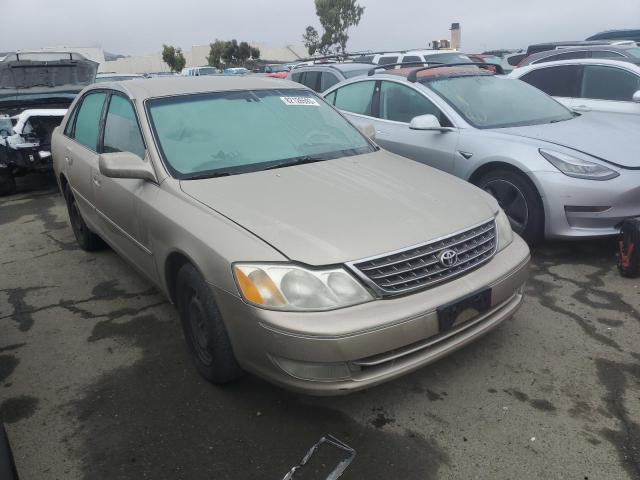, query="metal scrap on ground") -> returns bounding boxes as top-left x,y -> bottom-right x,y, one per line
281,435 -> 356,480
